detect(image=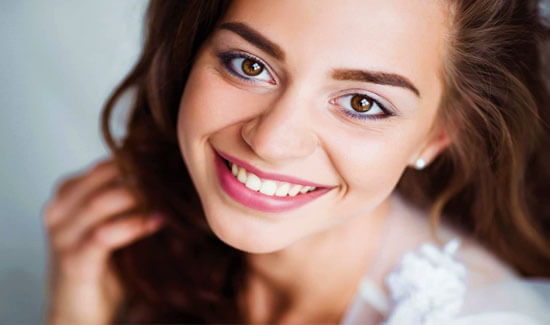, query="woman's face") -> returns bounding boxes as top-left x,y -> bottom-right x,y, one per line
177,0 -> 451,253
